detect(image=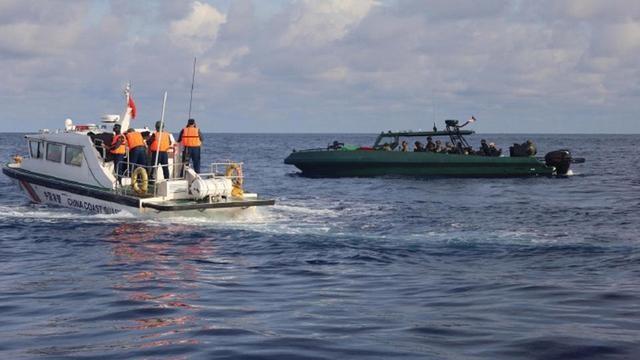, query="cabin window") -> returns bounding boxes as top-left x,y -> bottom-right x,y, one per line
46,143 -> 63,163
29,141 -> 42,159
65,146 -> 83,167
